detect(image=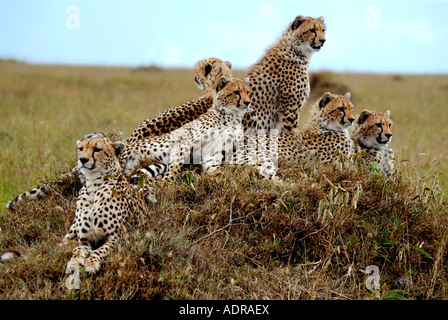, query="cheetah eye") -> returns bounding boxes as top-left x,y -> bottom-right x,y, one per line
78,147 -> 83,151
338,107 -> 344,112
389,124 -> 392,128
94,147 -> 102,153
234,90 -> 240,96
376,123 -> 382,128
310,28 -> 316,34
